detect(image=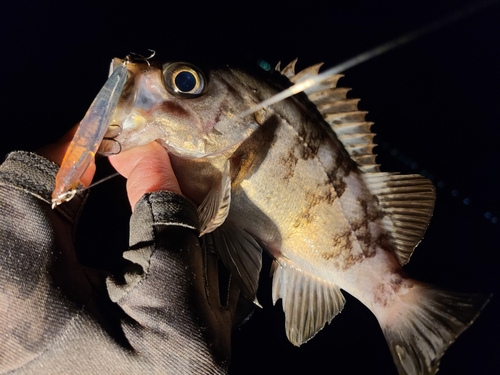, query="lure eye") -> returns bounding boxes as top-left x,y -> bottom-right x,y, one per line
162,62 -> 206,97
